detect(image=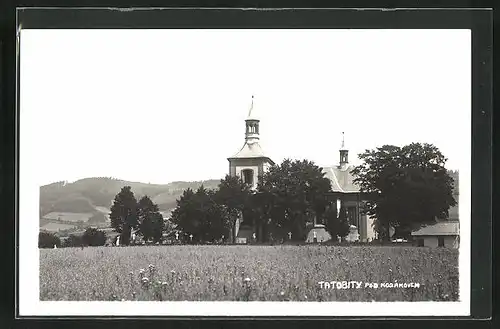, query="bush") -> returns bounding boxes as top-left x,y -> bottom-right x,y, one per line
63,234 -> 83,248
39,232 -> 61,248
82,227 -> 107,246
